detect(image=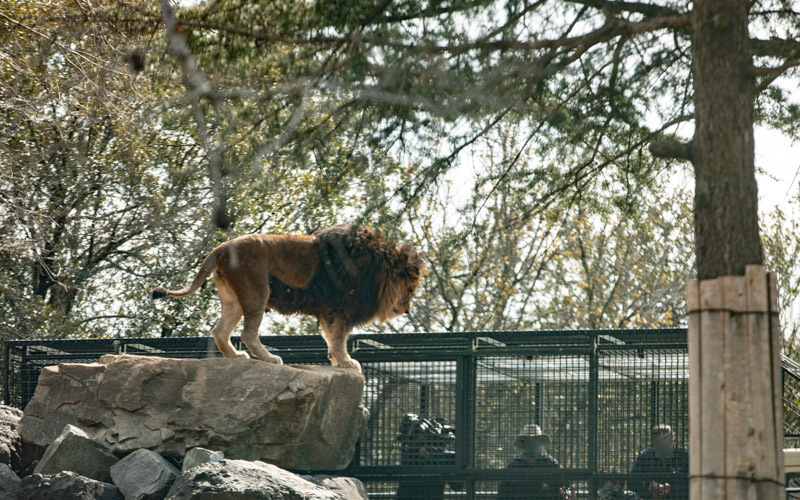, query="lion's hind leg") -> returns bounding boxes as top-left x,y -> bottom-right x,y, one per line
320,317 -> 361,371
220,265 -> 283,365
211,280 -> 248,359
